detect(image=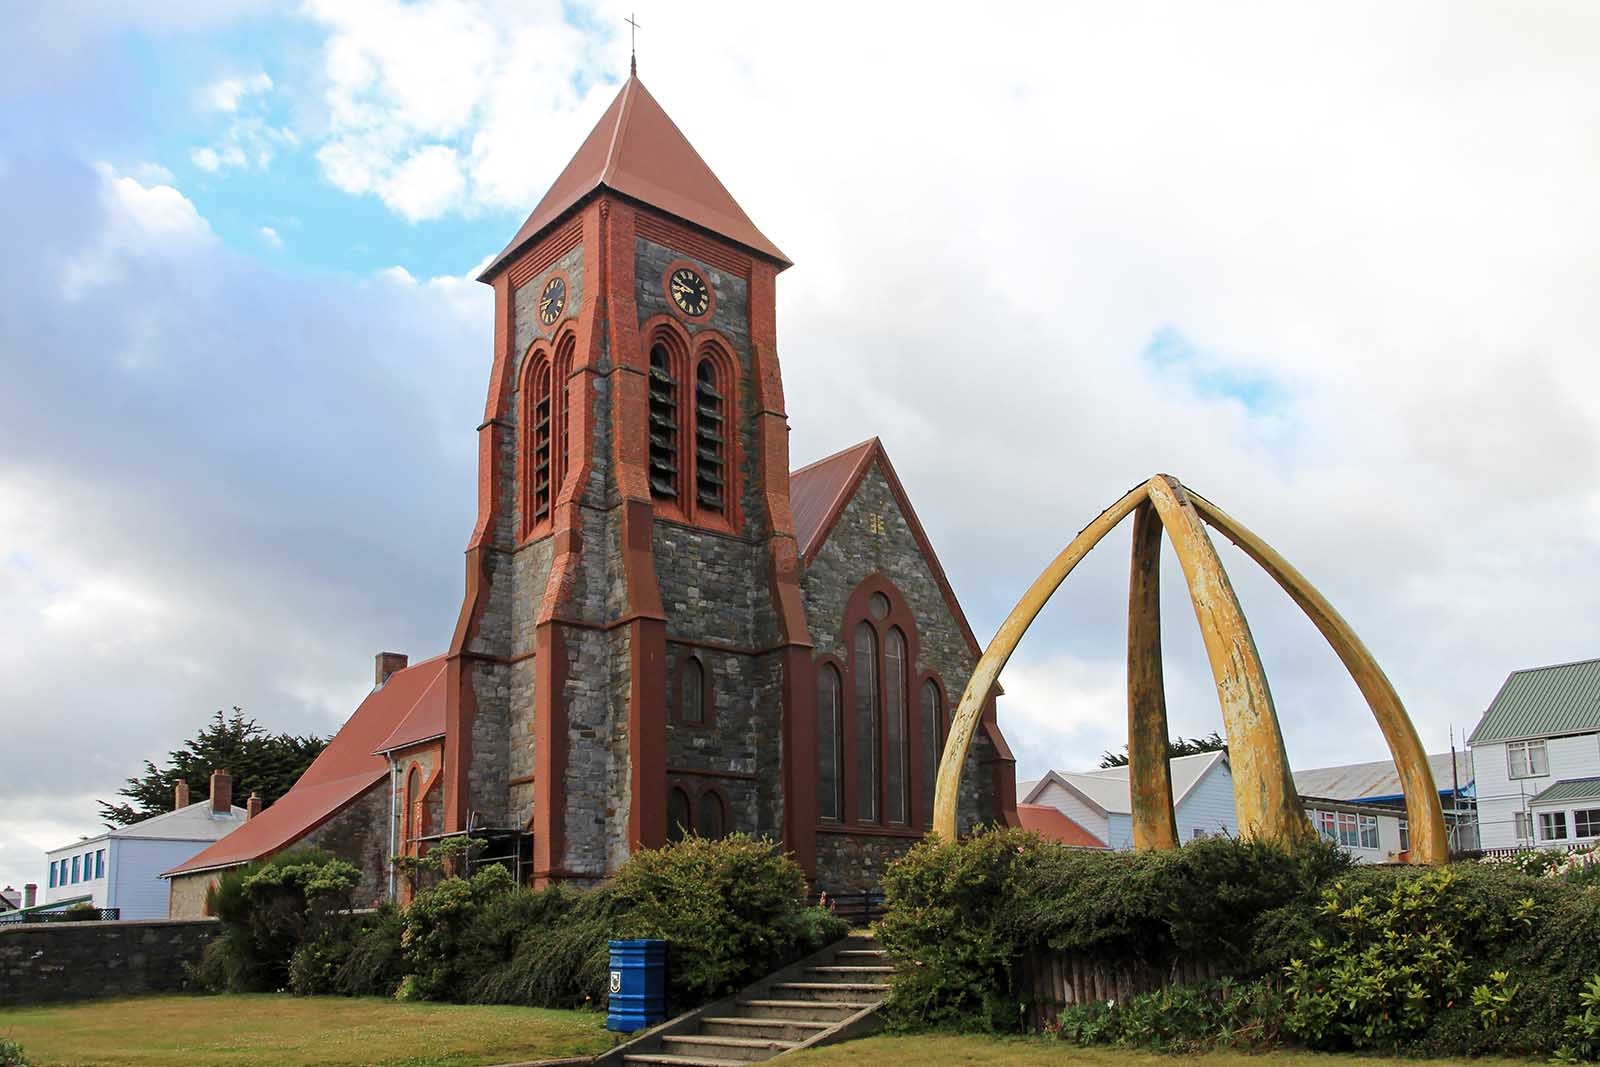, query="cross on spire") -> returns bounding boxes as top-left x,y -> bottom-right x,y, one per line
626,13 -> 640,76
